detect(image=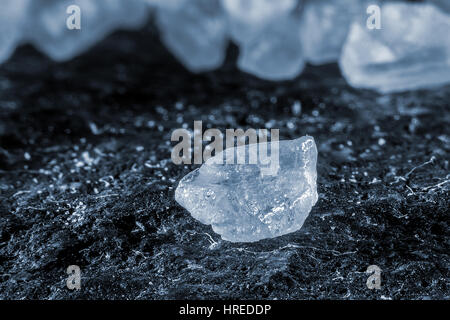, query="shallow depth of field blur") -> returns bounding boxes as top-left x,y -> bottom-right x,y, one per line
0,0 -> 448,299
